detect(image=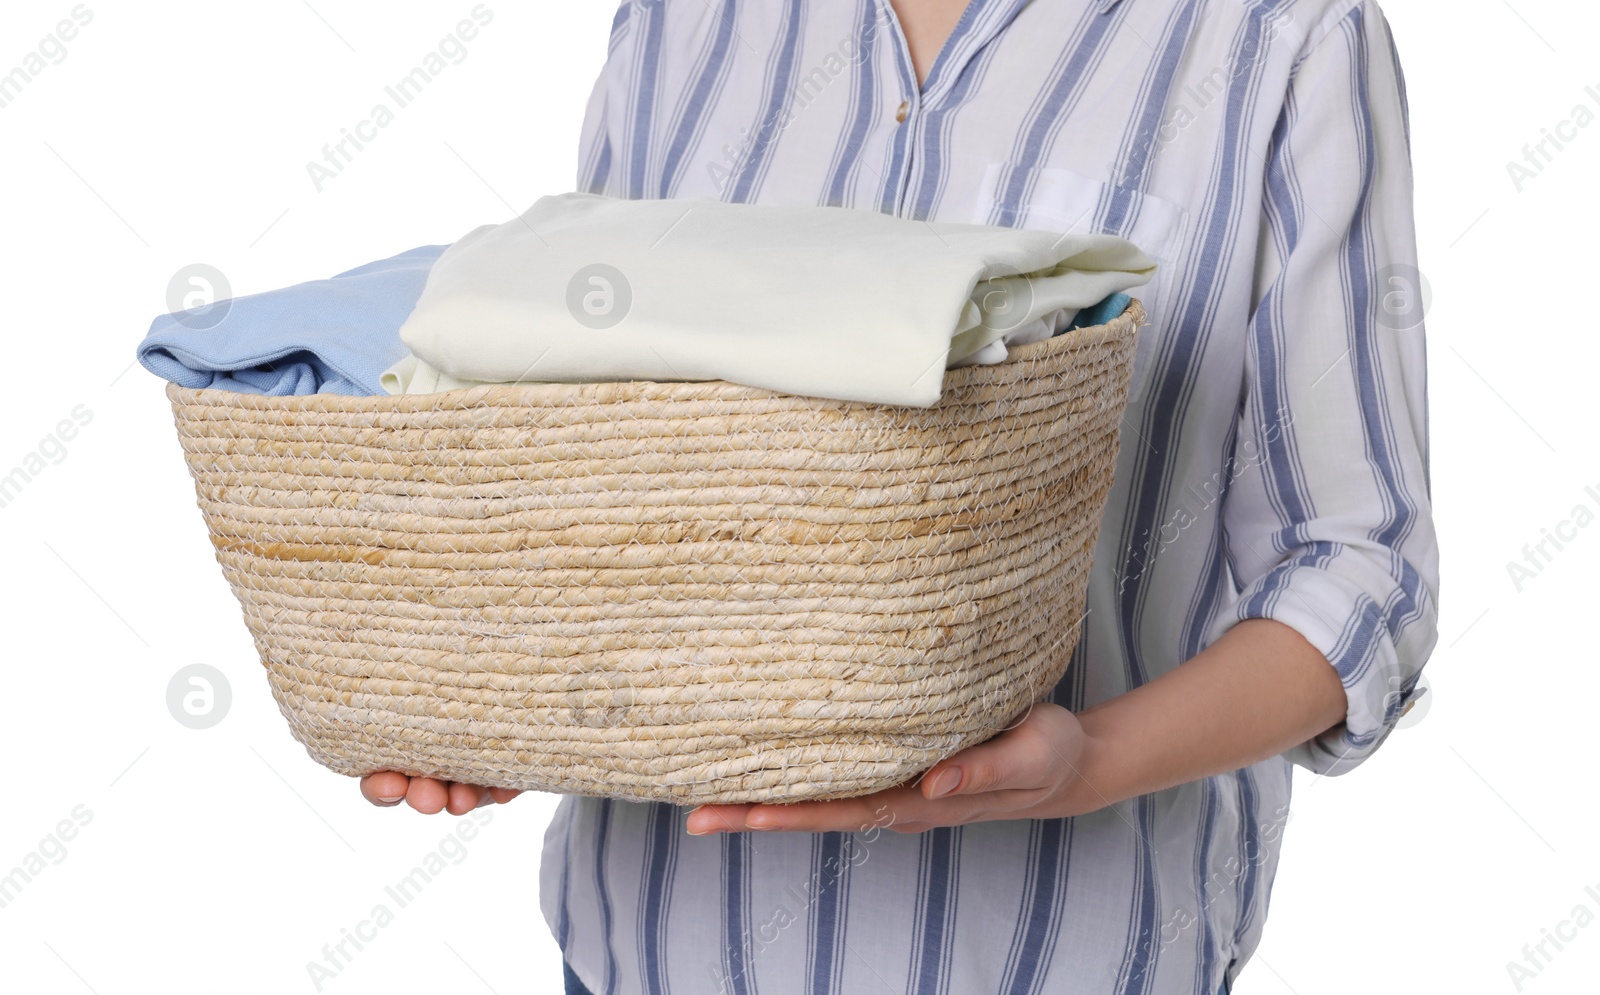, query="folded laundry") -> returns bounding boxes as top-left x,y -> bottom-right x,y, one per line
395,192 -> 1154,407
135,244 -> 447,396
381,299 -> 1117,394
947,306 -> 1073,369
380,352 -> 483,394
946,292 -> 1131,370
382,289 -> 1139,393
